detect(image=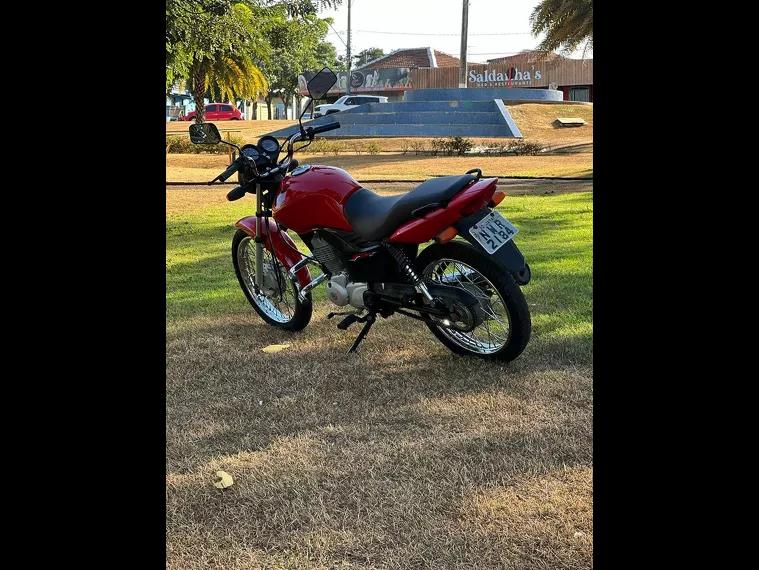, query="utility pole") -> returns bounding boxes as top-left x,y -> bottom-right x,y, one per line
459,0 -> 469,88
346,0 -> 352,95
